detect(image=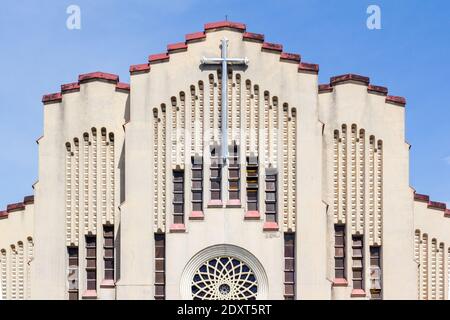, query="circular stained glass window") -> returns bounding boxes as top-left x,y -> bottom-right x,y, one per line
191,256 -> 258,300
